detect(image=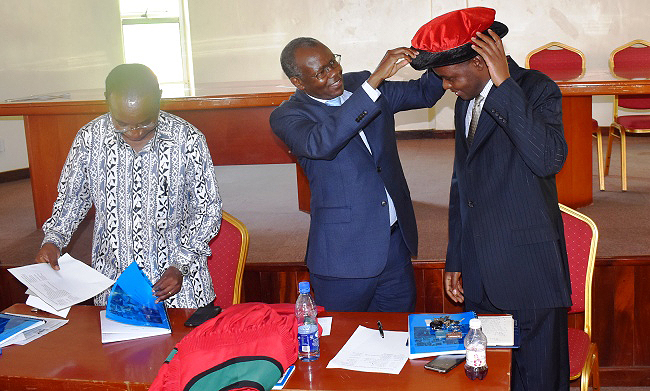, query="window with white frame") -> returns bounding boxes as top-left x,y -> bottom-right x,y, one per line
118,0 -> 194,97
